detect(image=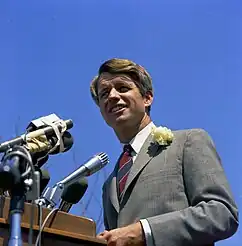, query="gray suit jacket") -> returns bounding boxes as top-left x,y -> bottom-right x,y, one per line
102,129 -> 239,246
